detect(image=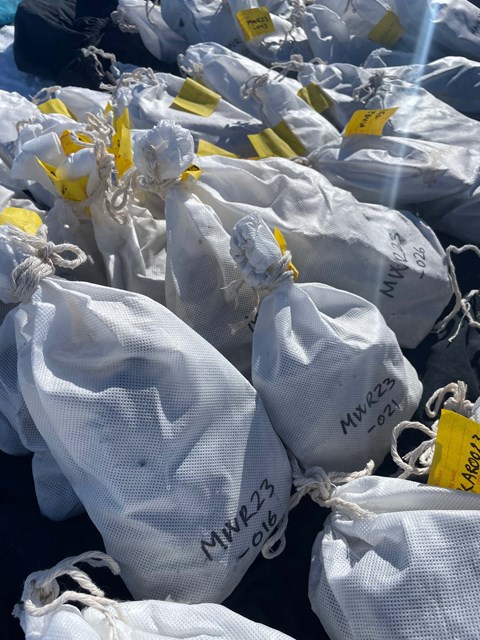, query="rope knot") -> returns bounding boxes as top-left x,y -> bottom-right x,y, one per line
14,551 -> 123,640
8,225 -> 86,303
